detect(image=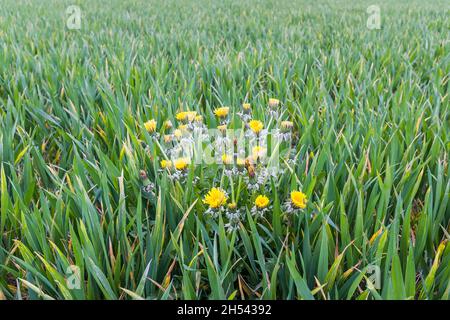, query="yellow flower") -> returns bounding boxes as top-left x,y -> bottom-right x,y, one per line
175,111 -> 187,121
176,111 -> 196,122
252,146 -> 266,160
164,120 -> 173,130
195,115 -> 203,122
228,202 -> 237,210
255,195 -> 270,209
268,98 -> 280,108
291,191 -> 307,209
221,154 -> 233,165
178,124 -> 188,131
160,159 -> 172,169
217,124 -> 227,133
214,107 -> 230,118
281,121 -> 294,130
203,187 -> 227,209
242,103 -> 251,111
164,134 -> 173,143
144,119 -> 157,132
186,111 -> 197,121
174,129 -> 182,139
236,157 -> 245,166
174,157 -> 189,170
248,120 -> 263,134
